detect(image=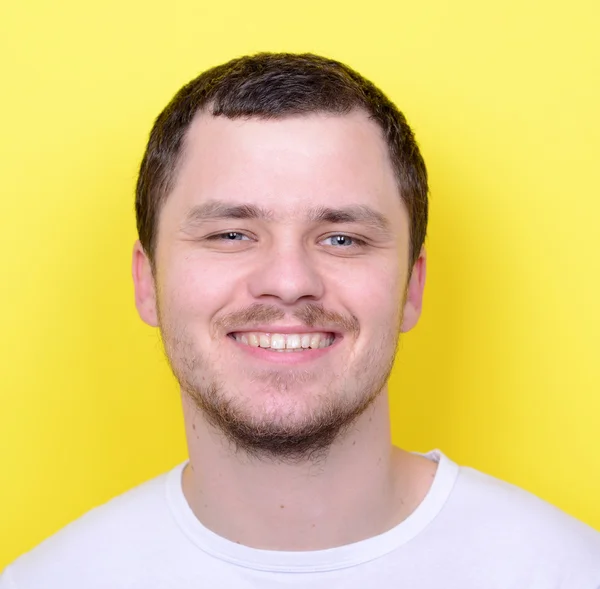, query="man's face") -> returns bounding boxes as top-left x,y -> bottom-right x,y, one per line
134,110 -> 425,461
